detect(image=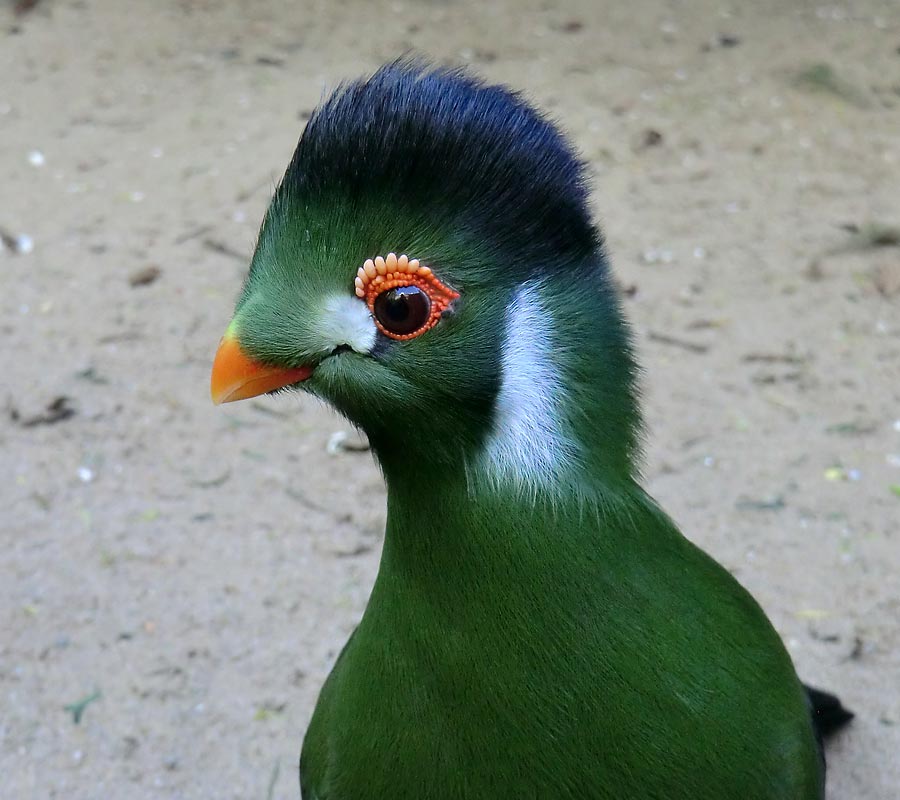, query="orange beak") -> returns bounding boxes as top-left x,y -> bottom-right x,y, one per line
210,329 -> 313,405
